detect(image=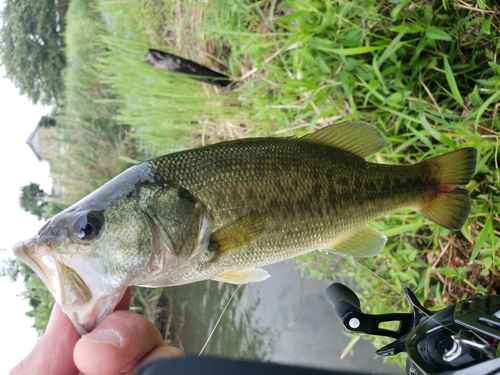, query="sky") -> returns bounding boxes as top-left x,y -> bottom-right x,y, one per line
0,67 -> 53,374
